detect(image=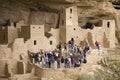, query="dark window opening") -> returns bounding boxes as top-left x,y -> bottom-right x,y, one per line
107,22 -> 110,28
14,22 -> 16,27
50,41 -> 52,45
74,28 -> 76,30
70,8 -> 72,14
33,27 -> 35,29
81,22 -> 94,29
34,40 -> 37,45
70,17 -> 72,19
